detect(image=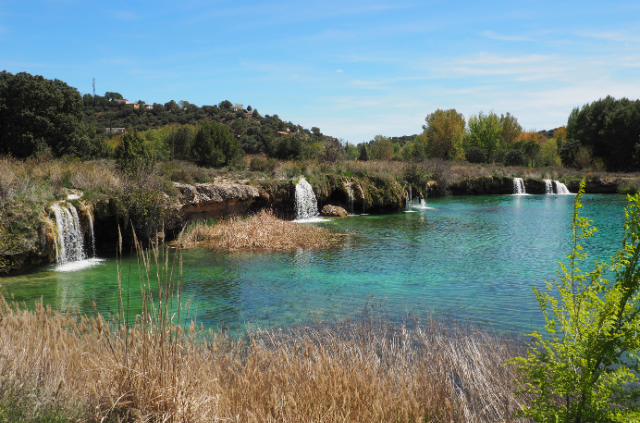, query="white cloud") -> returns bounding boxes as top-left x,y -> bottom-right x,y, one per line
336,69 -> 343,73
